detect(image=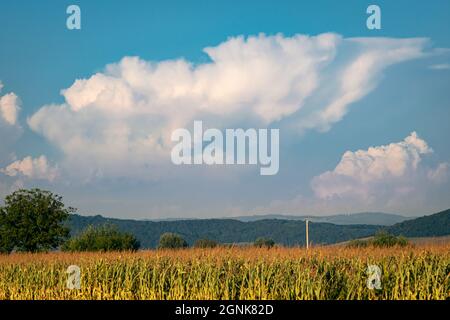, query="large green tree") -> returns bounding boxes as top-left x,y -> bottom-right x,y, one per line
0,189 -> 74,253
